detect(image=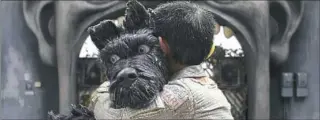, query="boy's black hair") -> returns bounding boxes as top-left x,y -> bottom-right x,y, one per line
152,1 -> 216,65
